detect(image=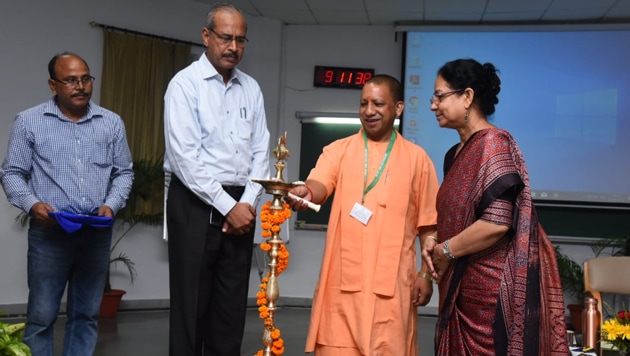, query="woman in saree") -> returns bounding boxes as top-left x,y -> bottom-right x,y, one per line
422,58 -> 569,355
